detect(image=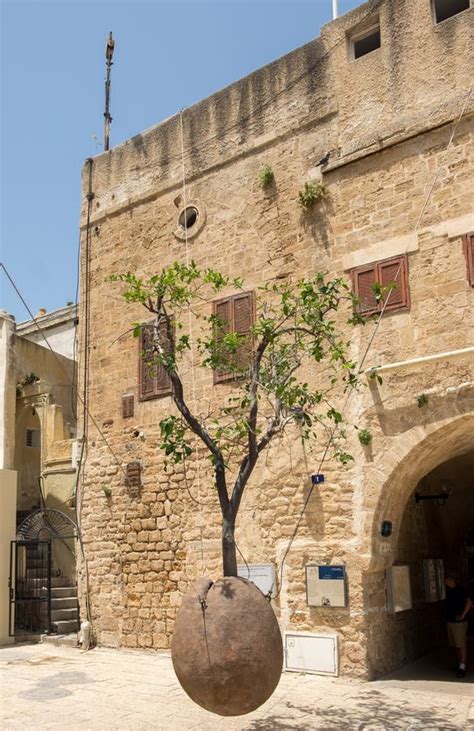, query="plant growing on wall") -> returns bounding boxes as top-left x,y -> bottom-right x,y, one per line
417,393 -> 429,408
357,428 -> 372,446
259,164 -> 274,188
16,372 -> 40,397
111,262 -> 368,577
298,181 -> 328,210
22,372 -> 40,386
